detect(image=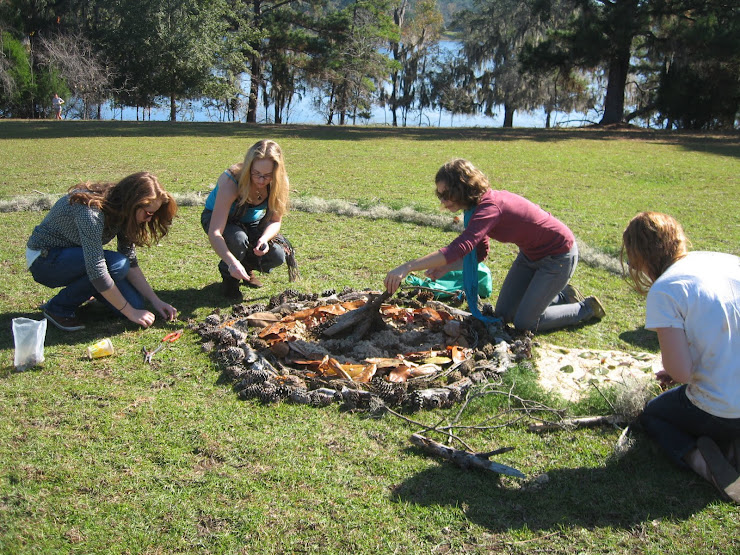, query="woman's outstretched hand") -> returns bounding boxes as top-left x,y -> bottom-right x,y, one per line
384,264 -> 409,295
152,299 -> 177,321
127,307 -> 156,328
228,260 -> 250,281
